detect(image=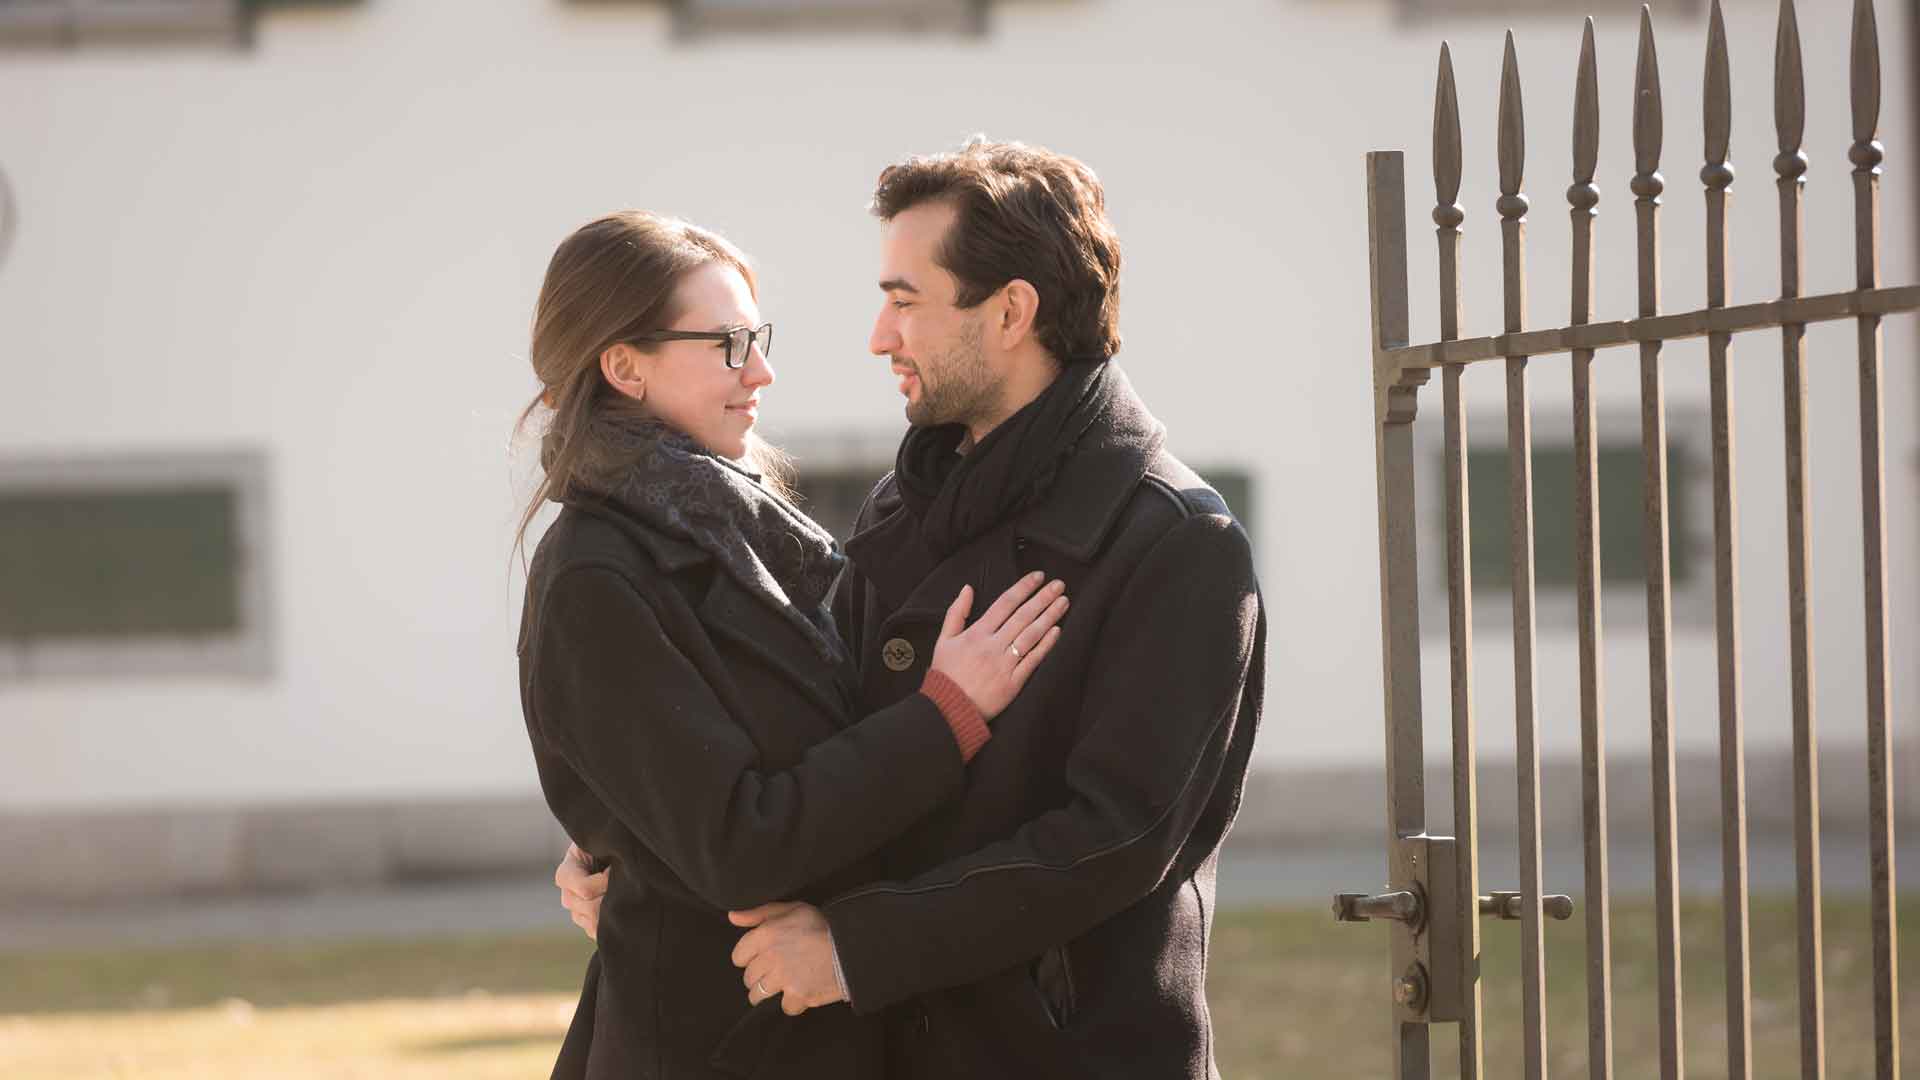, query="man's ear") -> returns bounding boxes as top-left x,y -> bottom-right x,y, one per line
599,343 -> 649,403
995,279 -> 1041,350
